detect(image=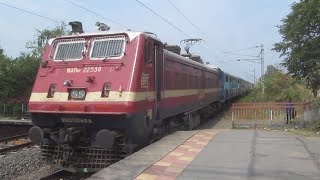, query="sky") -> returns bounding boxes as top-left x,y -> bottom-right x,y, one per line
0,0 -> 297,82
